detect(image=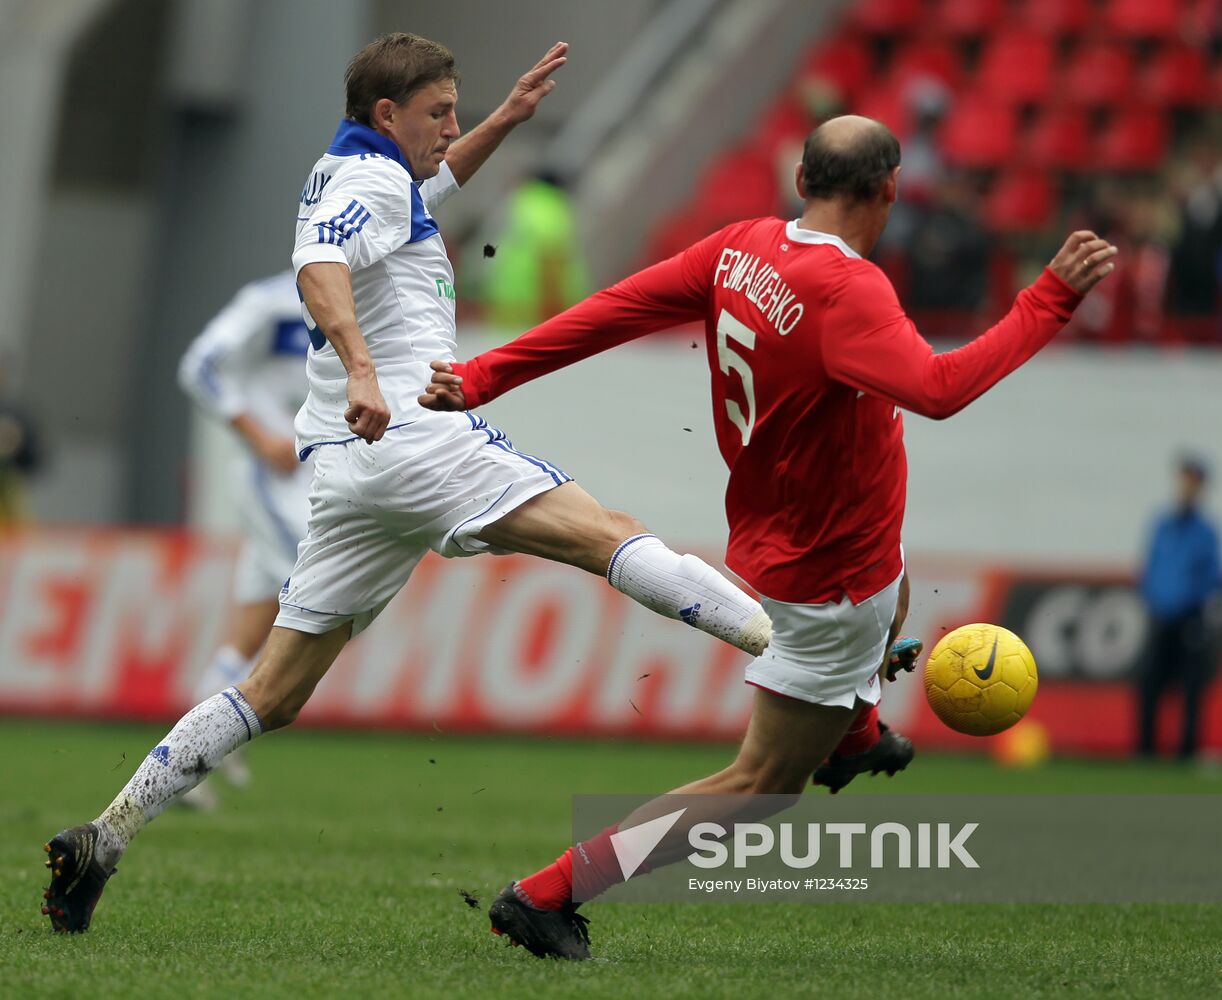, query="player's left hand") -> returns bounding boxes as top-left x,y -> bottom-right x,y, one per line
418,360 -> 468,411
498,41 -> 568,124
1047,230 -> 1119,295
